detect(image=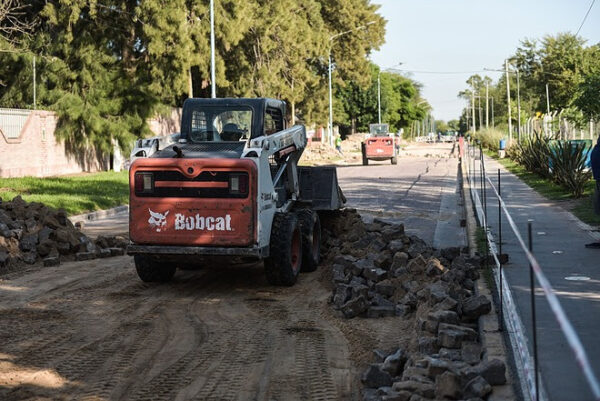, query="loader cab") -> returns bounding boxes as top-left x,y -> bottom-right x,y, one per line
181,98 -> 287,143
